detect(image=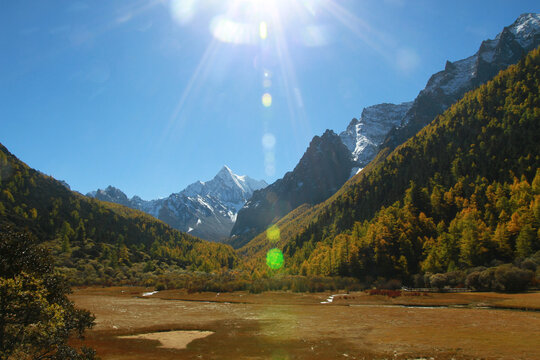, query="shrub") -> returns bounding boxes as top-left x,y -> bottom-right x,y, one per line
493,264 -> 534,292
429,273 -> 448,289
